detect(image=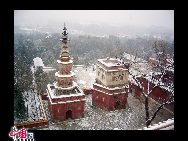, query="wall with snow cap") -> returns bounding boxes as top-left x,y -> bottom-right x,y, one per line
141,118 -> 174,130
